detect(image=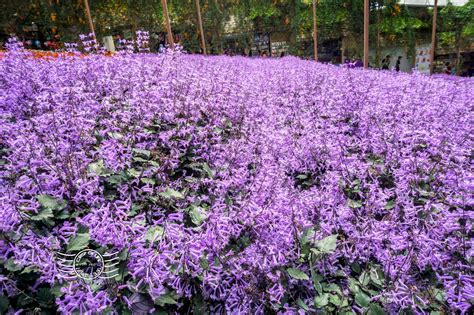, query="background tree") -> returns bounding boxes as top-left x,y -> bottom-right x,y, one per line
1,0 -> 467,66
439,0 -> 474,74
